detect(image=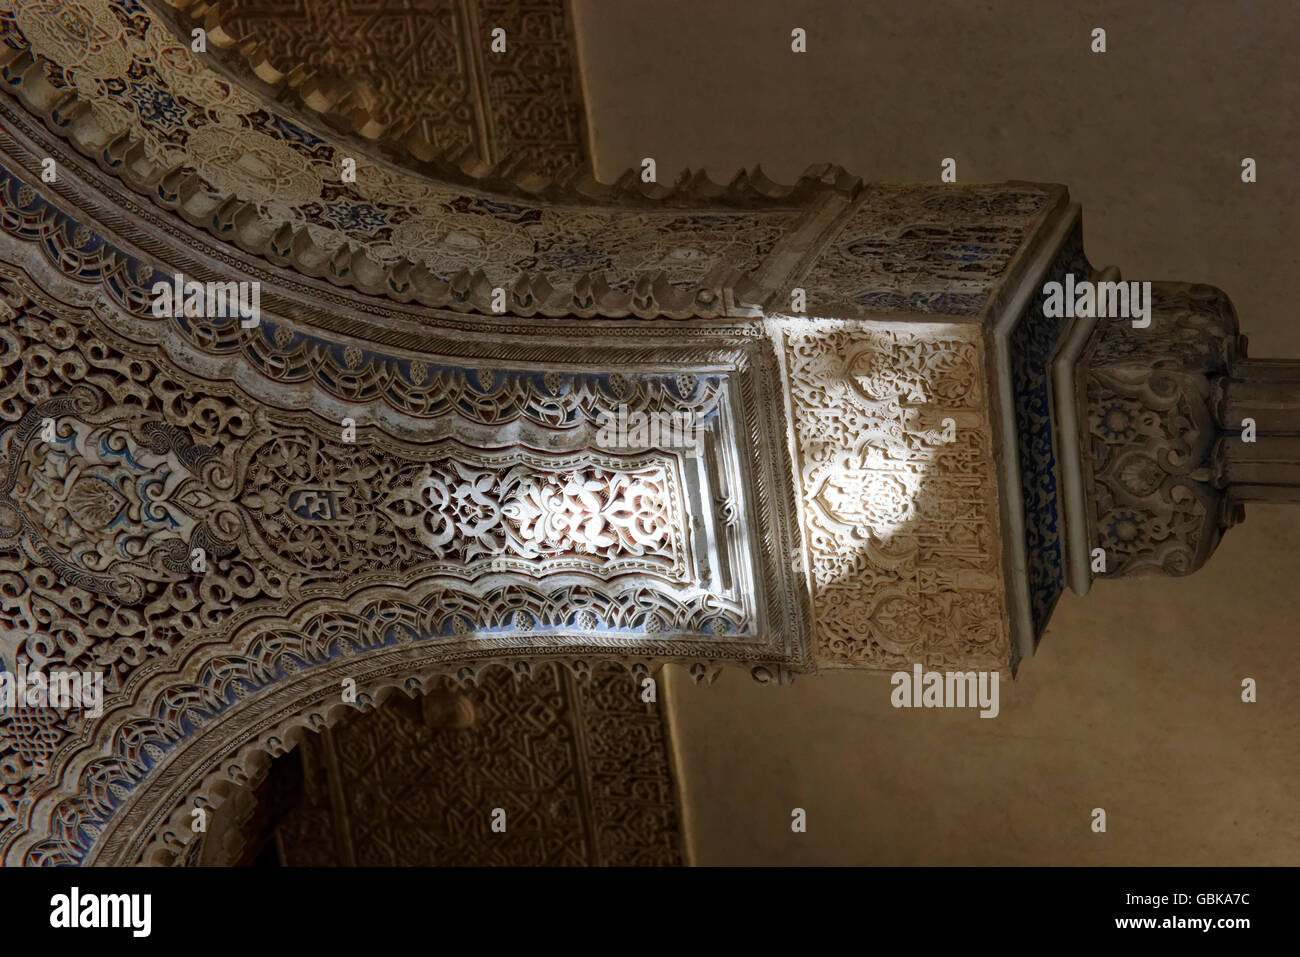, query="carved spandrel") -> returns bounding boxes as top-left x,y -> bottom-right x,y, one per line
0,285 -> 777,677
